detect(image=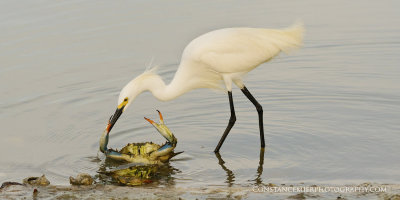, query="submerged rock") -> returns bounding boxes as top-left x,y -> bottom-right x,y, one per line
22,175 -> 50,186
69,173 -> 94,186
